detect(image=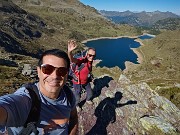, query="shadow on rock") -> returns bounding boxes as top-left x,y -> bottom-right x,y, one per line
77,76 -> 113,109
86,91 -> 137,135
92,76 -> 113,99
